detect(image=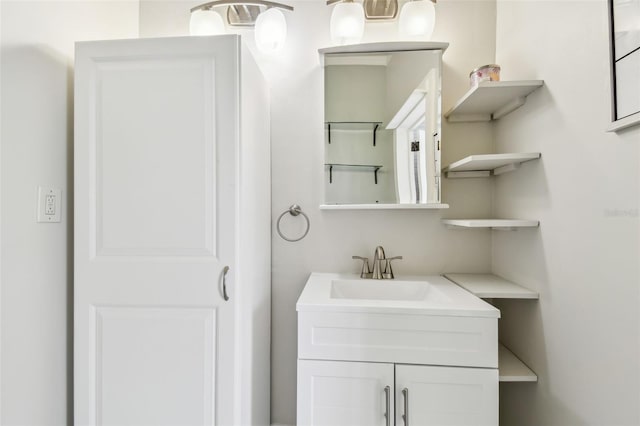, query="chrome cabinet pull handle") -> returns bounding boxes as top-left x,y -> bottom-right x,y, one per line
402,388 -> 409,426
384,385 -> 391,426
222,266 -> 230,301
